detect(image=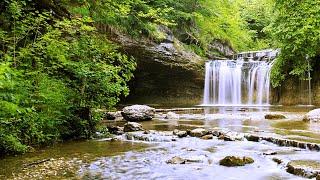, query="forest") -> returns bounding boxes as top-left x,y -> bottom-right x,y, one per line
1,0 -> 319,156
